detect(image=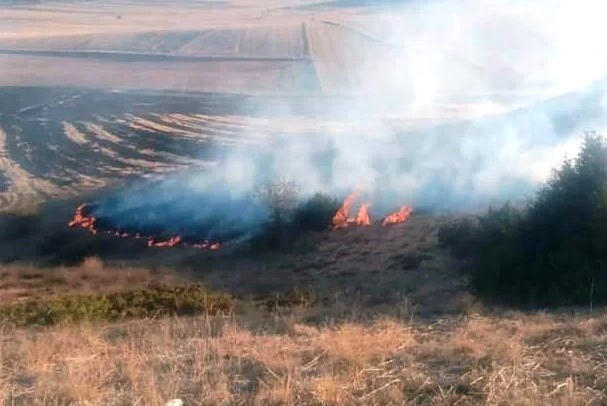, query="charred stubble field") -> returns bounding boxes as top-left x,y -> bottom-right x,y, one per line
0,87 -> 340,213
